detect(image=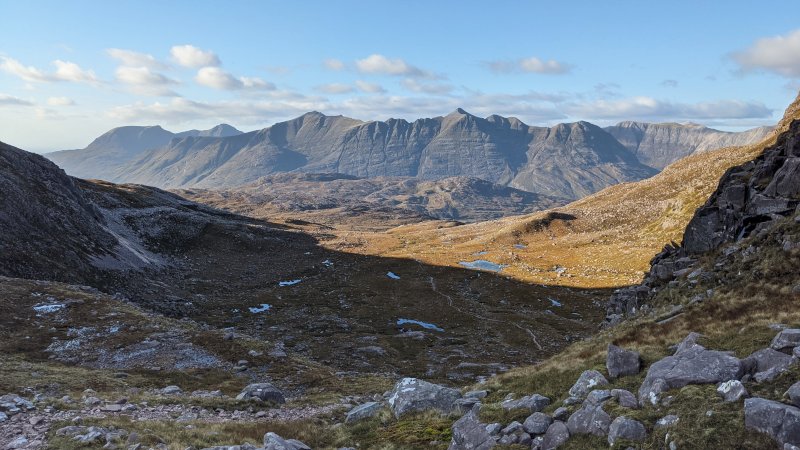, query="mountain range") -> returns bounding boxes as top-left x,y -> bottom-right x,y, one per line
45,110 -> 770,201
